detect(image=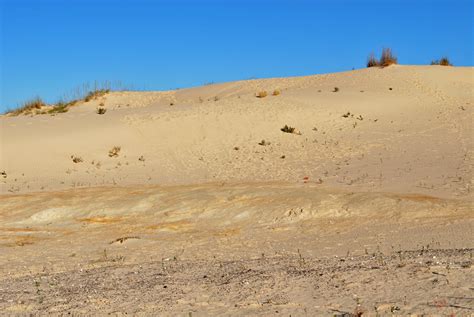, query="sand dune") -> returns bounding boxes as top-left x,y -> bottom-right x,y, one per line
0,65 -> 473,315
1,65 -> 472,198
